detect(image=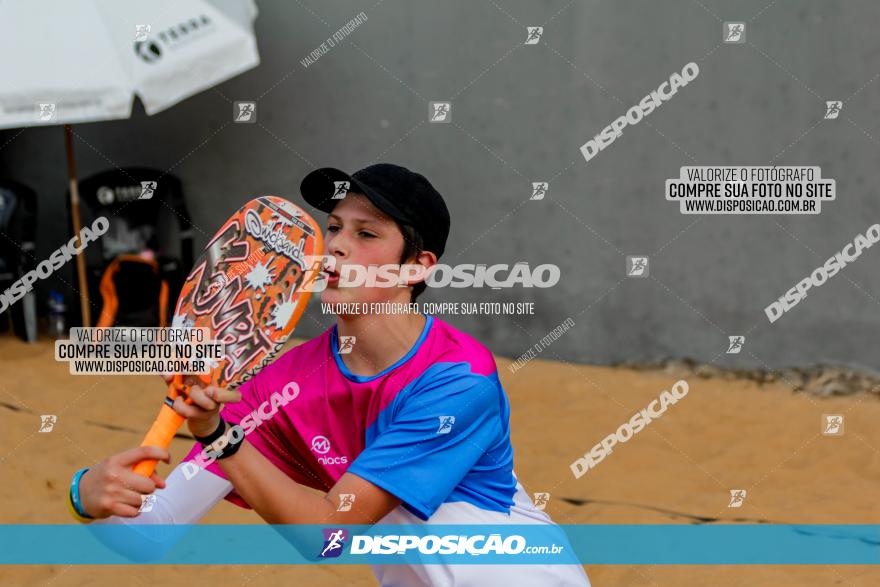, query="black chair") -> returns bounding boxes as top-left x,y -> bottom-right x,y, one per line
66,168 -> 194,327
0,179 -> 38,340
